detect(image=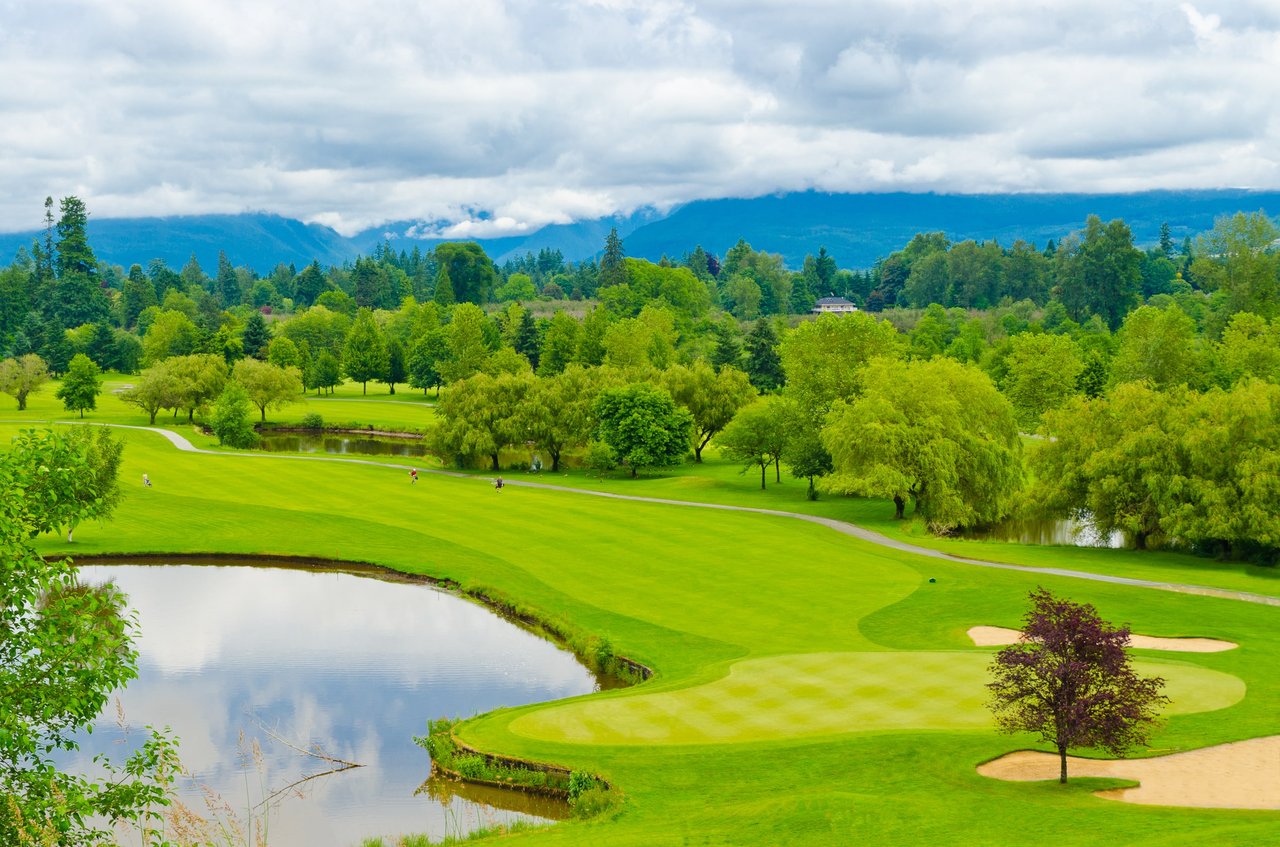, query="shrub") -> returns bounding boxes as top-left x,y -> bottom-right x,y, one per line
299,411 -> 324,430
210,382 -> 260,448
